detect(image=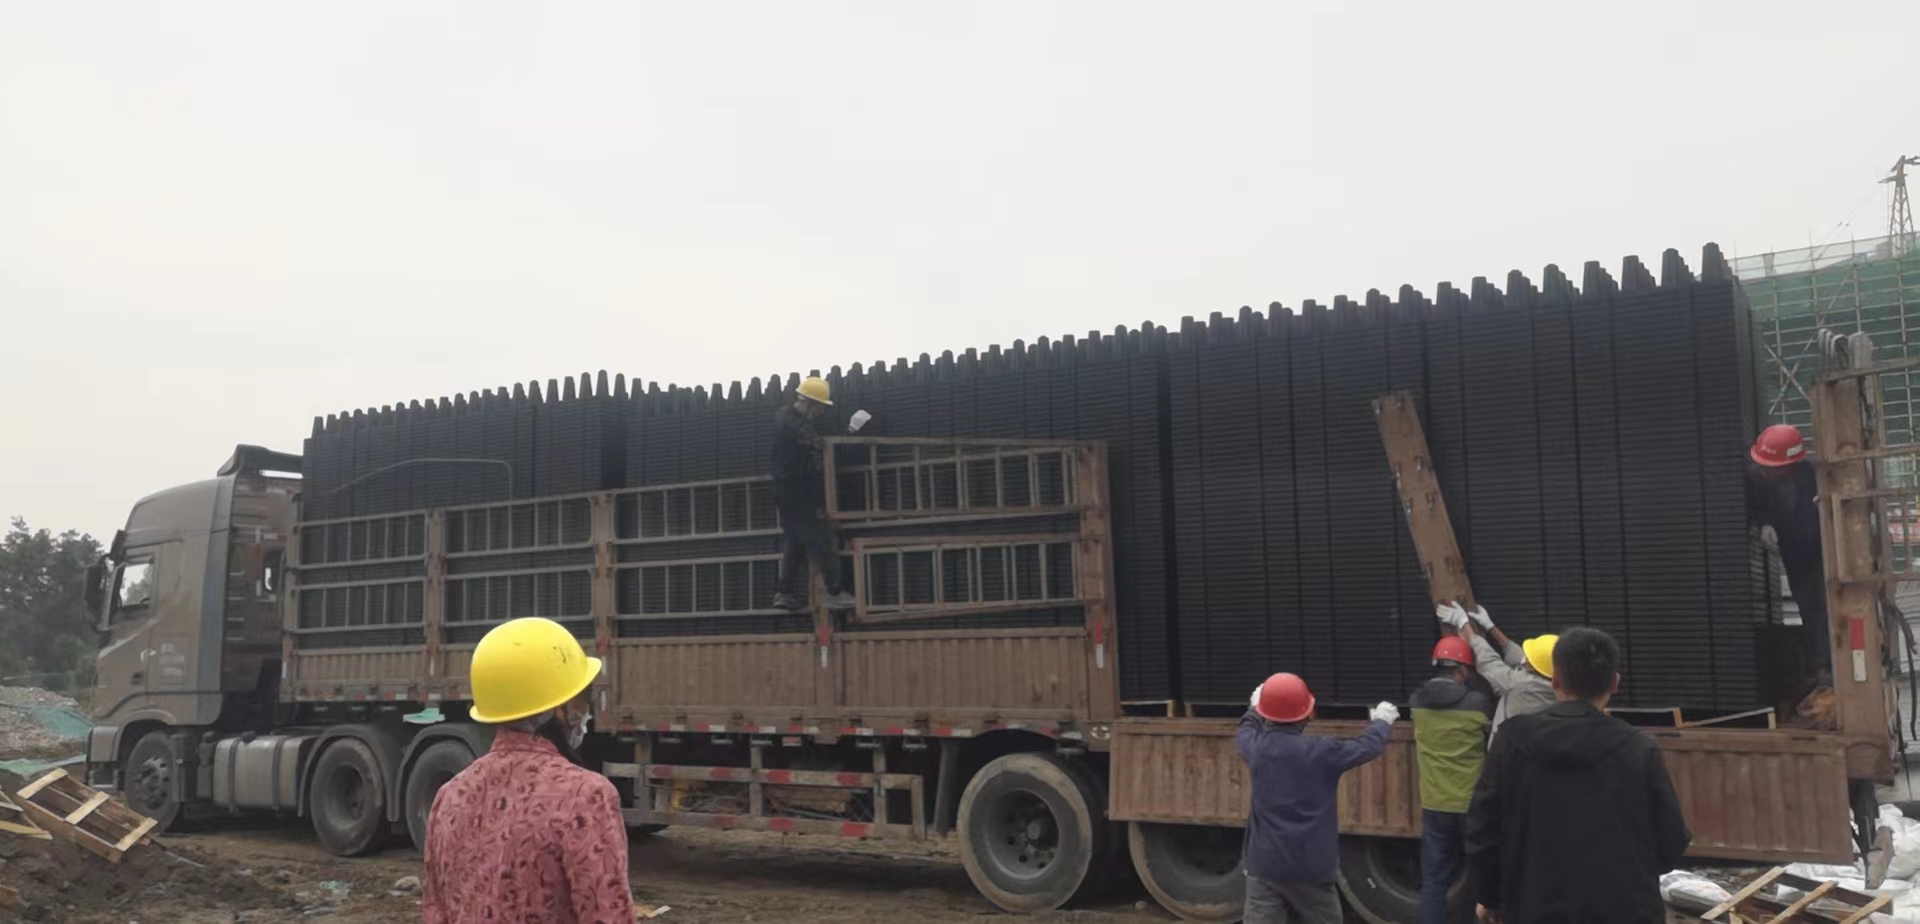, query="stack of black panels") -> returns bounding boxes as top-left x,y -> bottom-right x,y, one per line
301,244 -> 1771,712
304,373 -> 625,521
1164,246 -> 1769,711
